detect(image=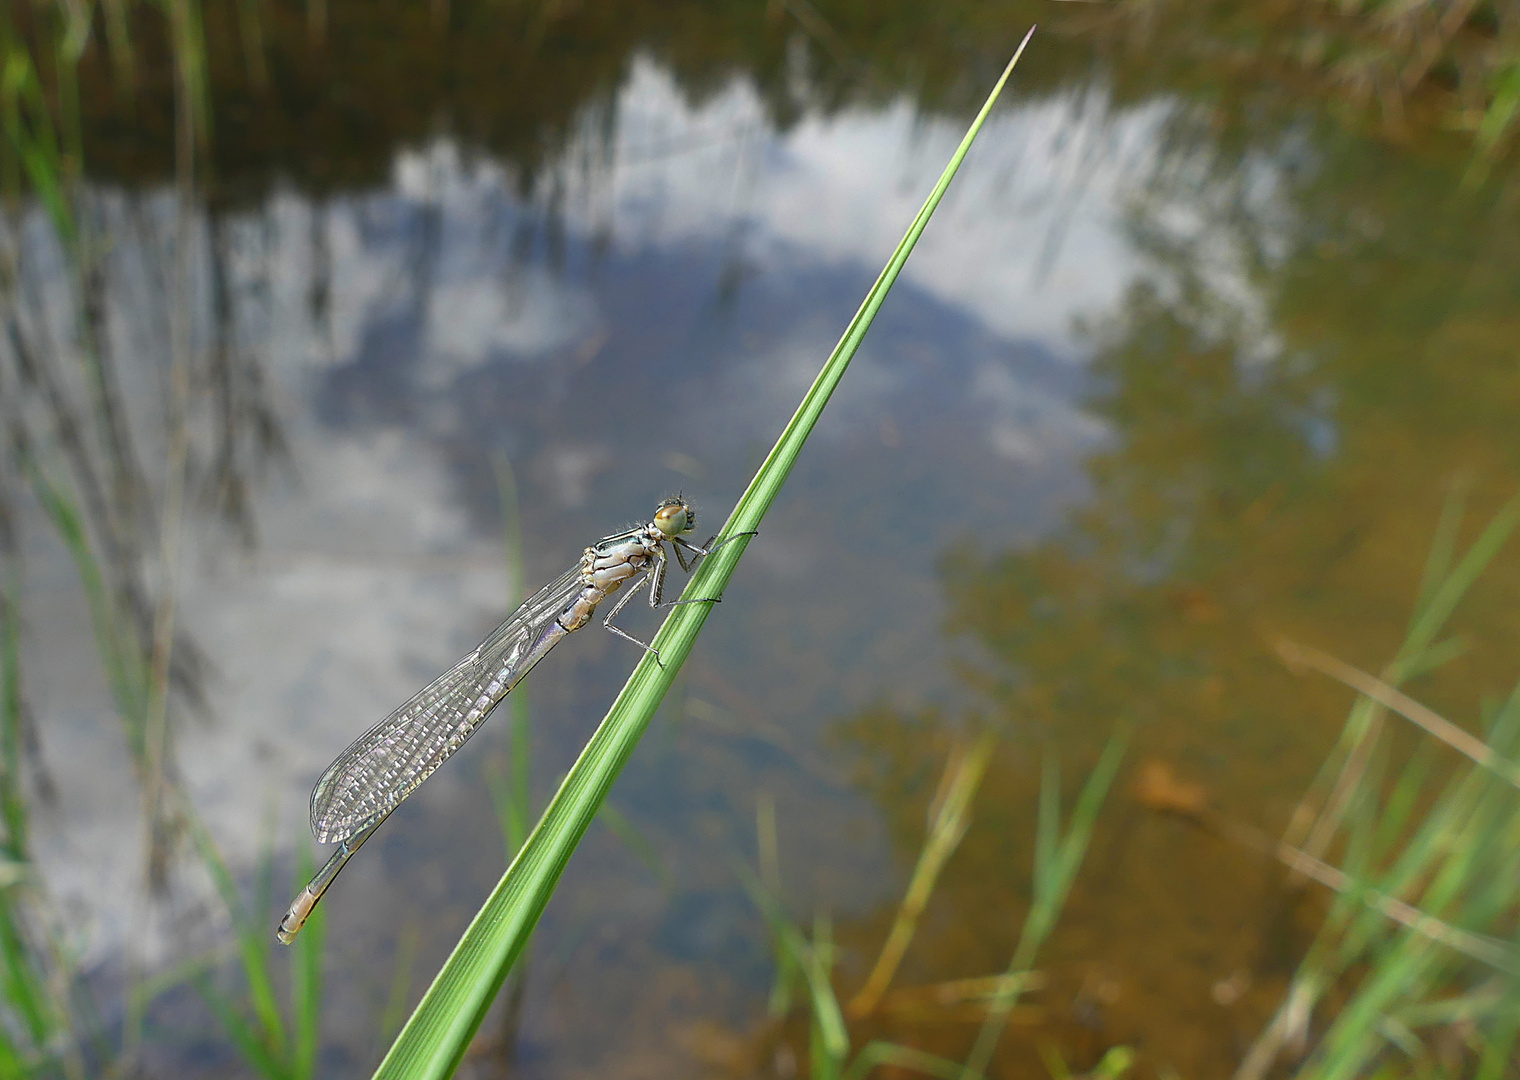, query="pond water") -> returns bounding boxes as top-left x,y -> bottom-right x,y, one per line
9,2 -> 1520,1077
